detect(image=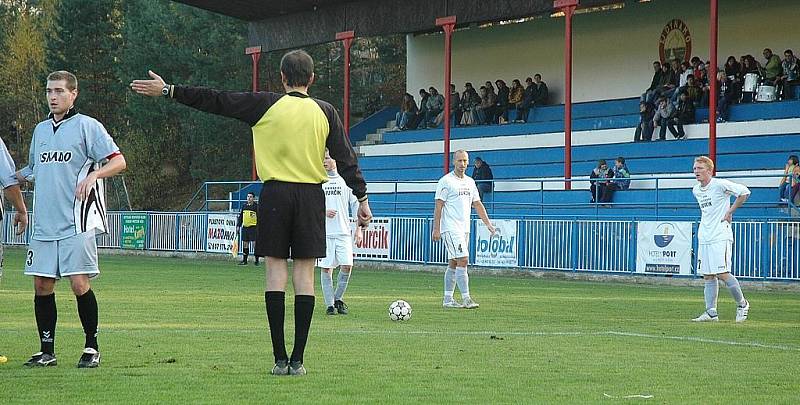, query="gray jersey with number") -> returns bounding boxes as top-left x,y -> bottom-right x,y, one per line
19,110 -> 119,241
